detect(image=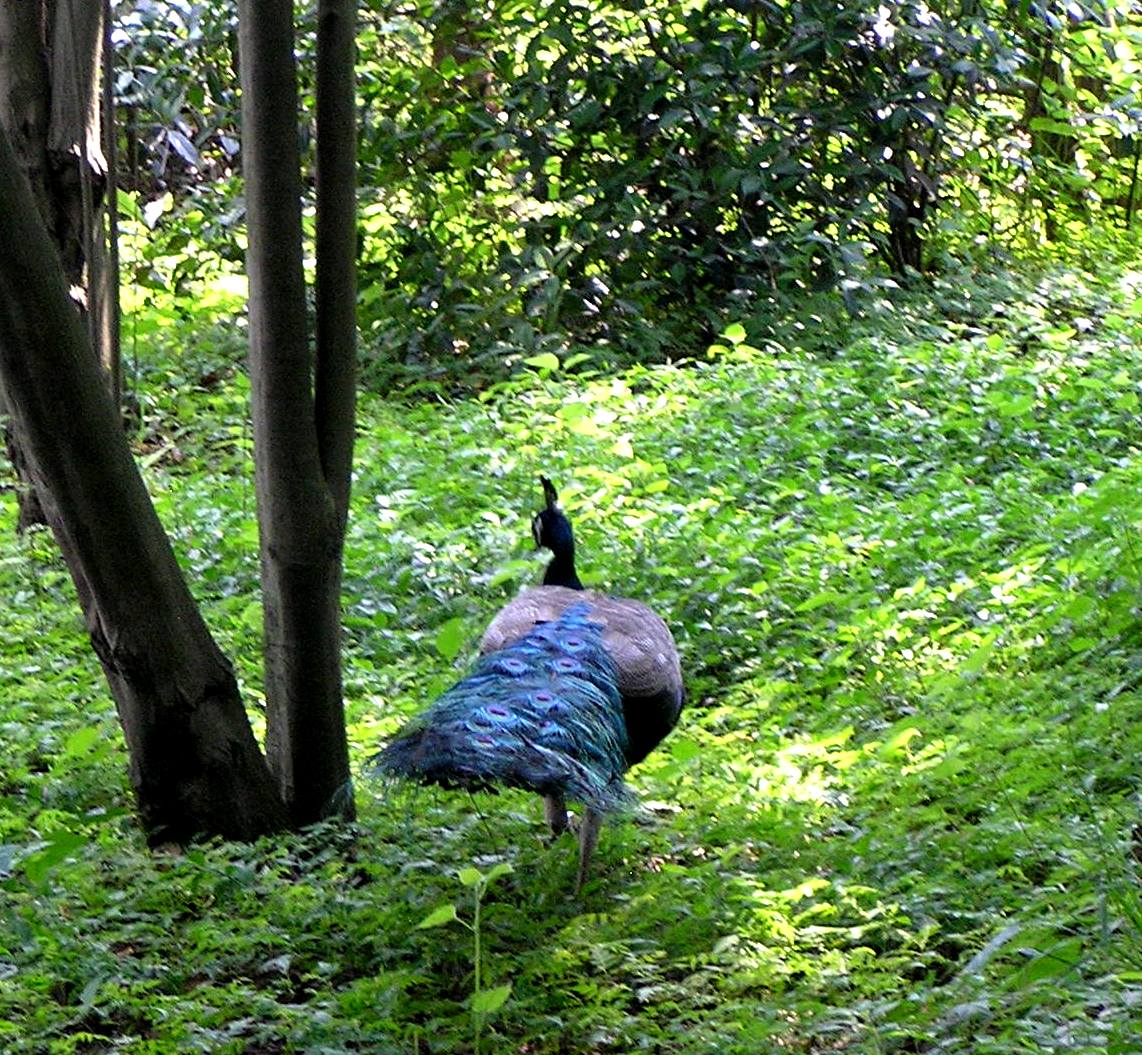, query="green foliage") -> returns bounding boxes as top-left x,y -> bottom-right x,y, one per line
3,251 -> 1142,1051
108,0 -> 1142,390
352,0 -> 1025,386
